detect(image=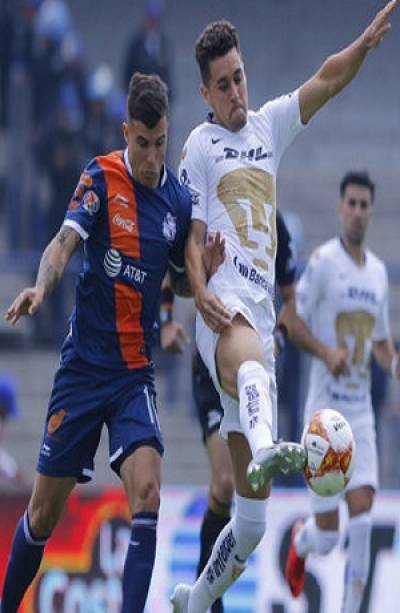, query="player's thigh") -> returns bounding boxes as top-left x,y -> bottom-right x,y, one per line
345,485 -> 375,517
228,432 -> 270,500
107,380 -> 163,480
216,314 -> 265,398
207,431 -> 234,504
28,473 -> 76,537
120,445 -> 161,515
315,509 -> 339,531
39,357 -> 106,483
